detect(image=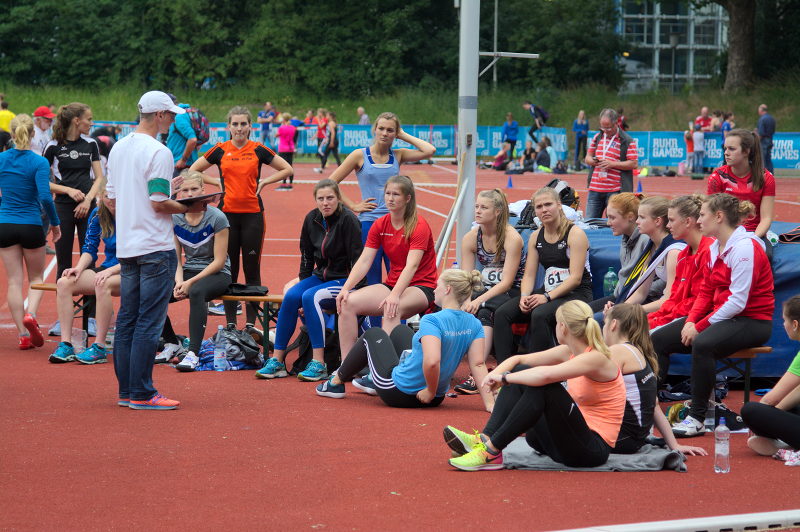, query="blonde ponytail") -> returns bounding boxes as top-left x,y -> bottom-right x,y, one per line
555,300 -> 611,358
9,114 -> 34,151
